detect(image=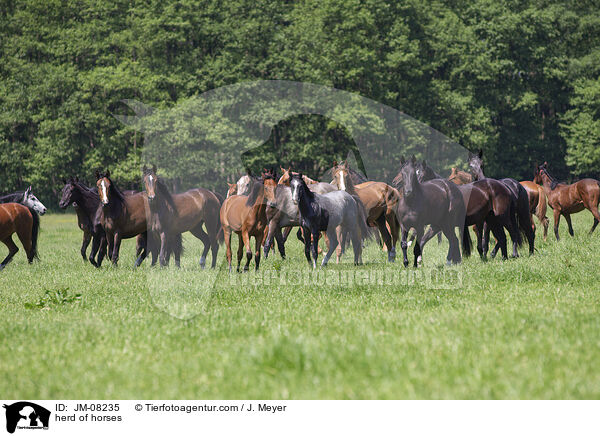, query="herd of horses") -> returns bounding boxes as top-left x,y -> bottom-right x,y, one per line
2,150 -> 600,272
